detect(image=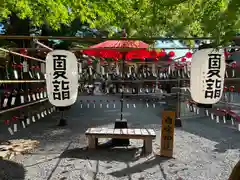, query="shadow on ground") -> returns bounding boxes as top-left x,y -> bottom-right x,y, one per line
181,109 -> 240,153
110,156 -> 170,178
60,145 -> 143,162
59,144 -> 171,179
0,159 -> 25,180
